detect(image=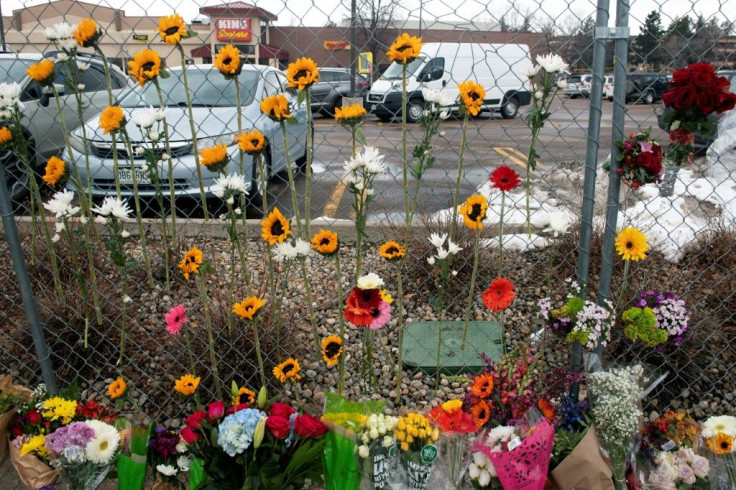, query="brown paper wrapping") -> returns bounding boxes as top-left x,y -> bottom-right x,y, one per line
151,473 -> 181,490
8,443 -> 59,489
1,375 -> 34,464
549,425 -> 614,490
